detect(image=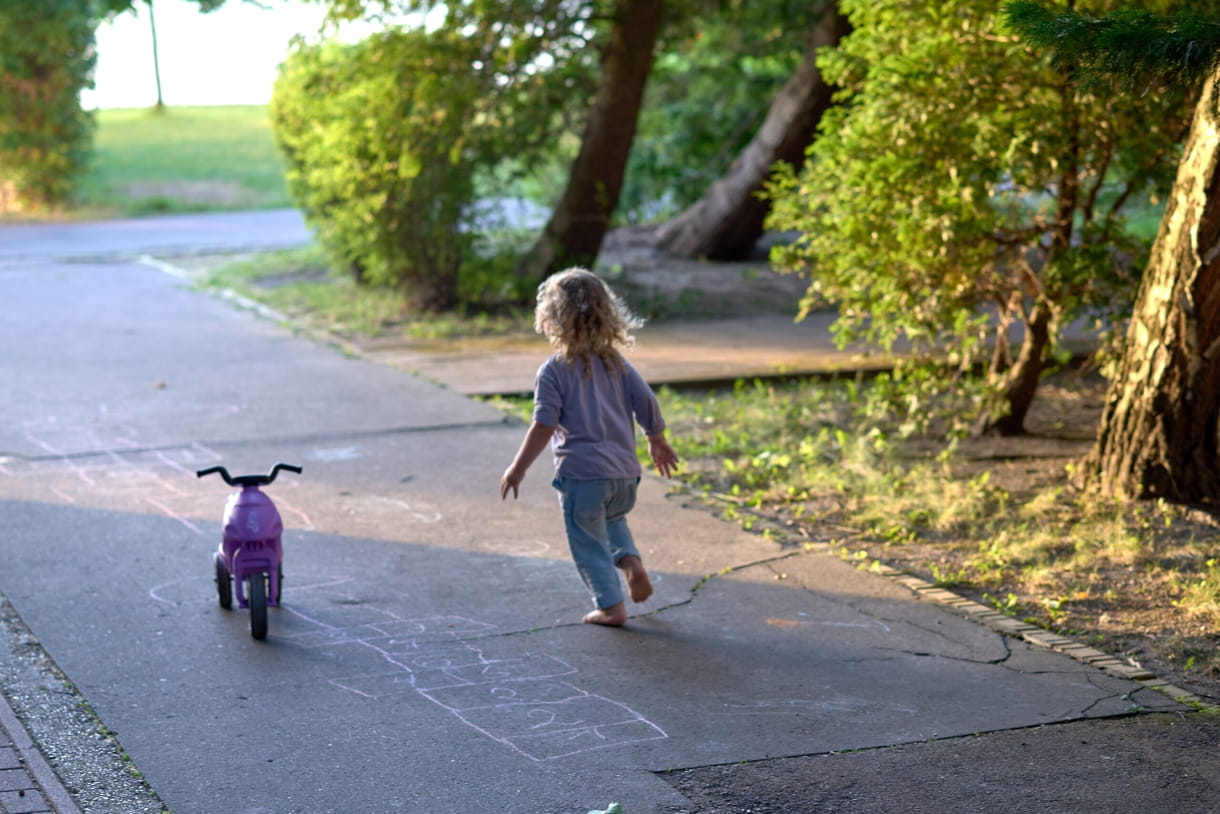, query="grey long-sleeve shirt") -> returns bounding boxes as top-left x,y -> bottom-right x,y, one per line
532,353 -> 666,480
